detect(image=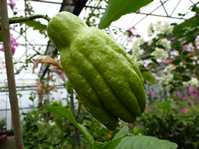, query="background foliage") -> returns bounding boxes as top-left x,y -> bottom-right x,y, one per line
133,99 -> 199,149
